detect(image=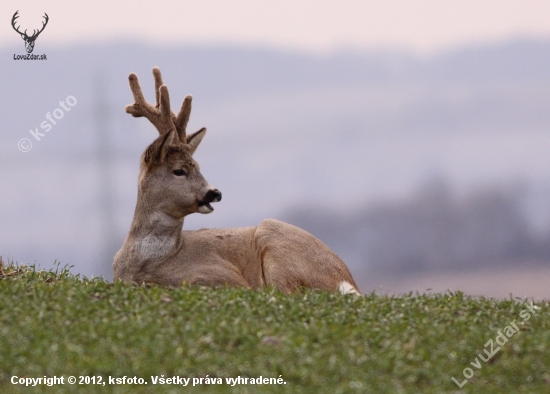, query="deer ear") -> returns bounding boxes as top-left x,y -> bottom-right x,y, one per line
157,130 -> 176,163
186,128 -> 206,156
